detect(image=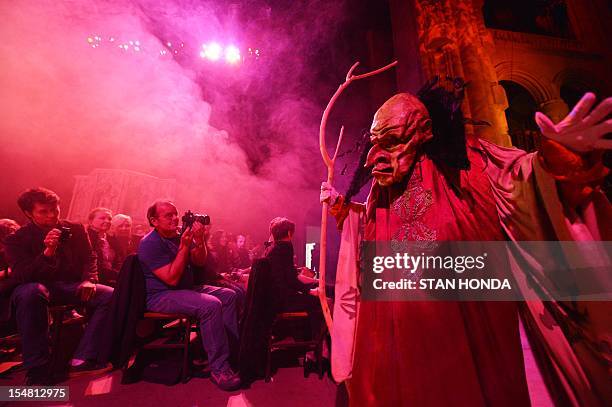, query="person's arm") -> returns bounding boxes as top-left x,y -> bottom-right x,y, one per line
75,224 -> 98,284
286,261 -> 316,293
4,228 -> 60,283
150,228 -> 193,286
